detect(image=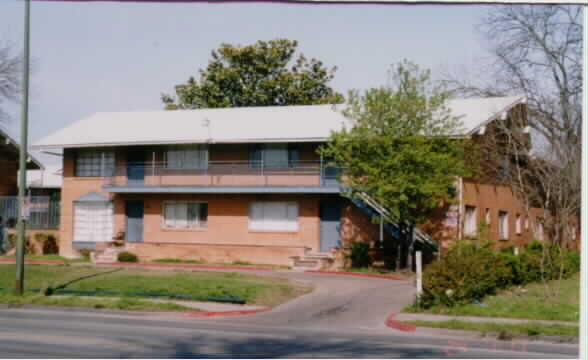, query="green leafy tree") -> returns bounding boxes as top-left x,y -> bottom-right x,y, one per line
321,60 -> 475,269
162,39 -> 343,109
